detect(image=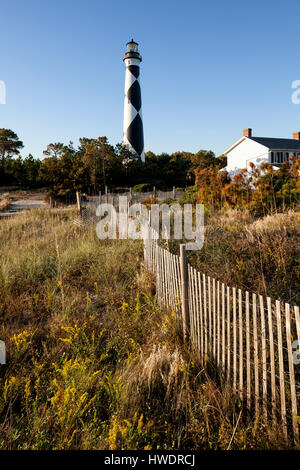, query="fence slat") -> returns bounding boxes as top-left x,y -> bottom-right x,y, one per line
198,272 -> 204,364
267,297 -> 276,420
192,268 -> 197,347
171,254 -> 176,310
222,283 -> 226,373
253,293 -> 259,415
194,268 -> 201,355
180,245 -> 189,342
208,277 -> 212,356
188,265 -> 193,342
190,266 -> 196,347
213,278 -> 216,360
164,249 -> 169,306
227,286 -> 231,382
161,248 -> 165,306
276,300 -> 287,440
176,256 -> 182,320
203,274 -> 208,357
156,247 -> 160,305
164,250 -> 168,306
285,303 -> 299,445
294,306 -> 300,344
238,289 -> 243,400
233,287 -> 237,390
246,291 -> 251,410
167,251 -> 172,307
259,295 -> 267,420
171,255 -> 177,313
217,281 -> 221,368
174,255 -> 181,316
